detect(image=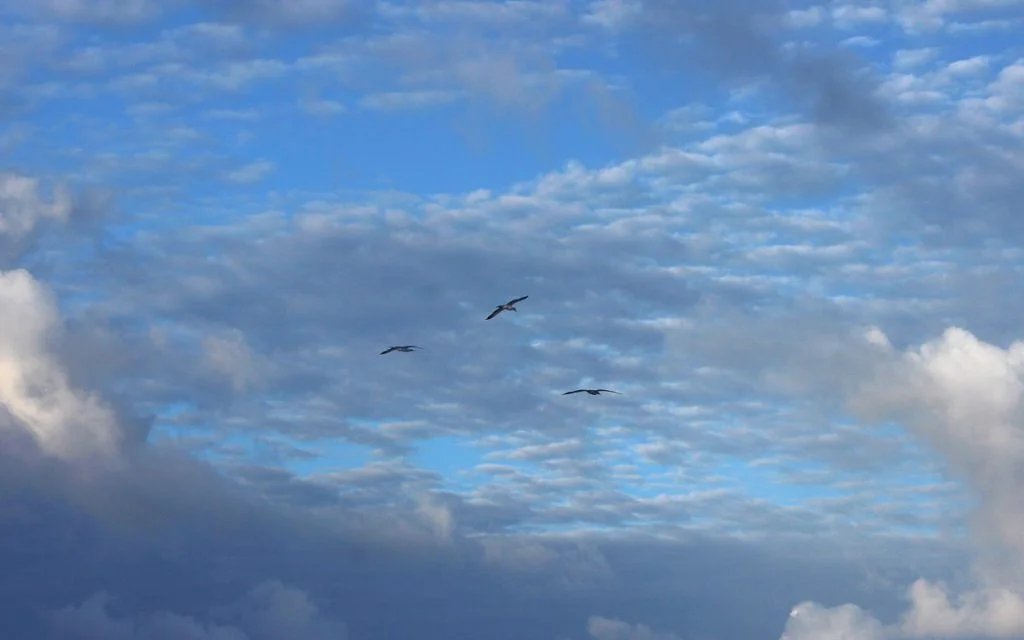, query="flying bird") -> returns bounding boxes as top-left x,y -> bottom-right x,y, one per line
562,389 -> 620,396
486,295 -> 529,320
379,345 -> 422,355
